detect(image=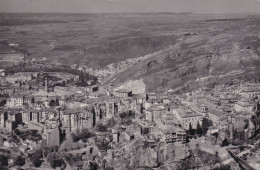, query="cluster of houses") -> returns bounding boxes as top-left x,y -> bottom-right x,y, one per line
0,70 -> 259,157
192,83 -> 260,140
